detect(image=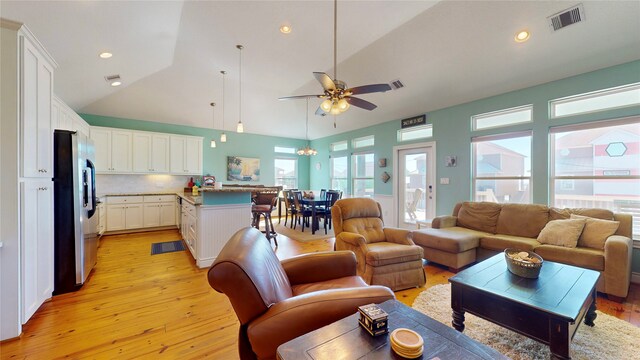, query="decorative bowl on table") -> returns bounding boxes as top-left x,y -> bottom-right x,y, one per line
504,248 -> 543,279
